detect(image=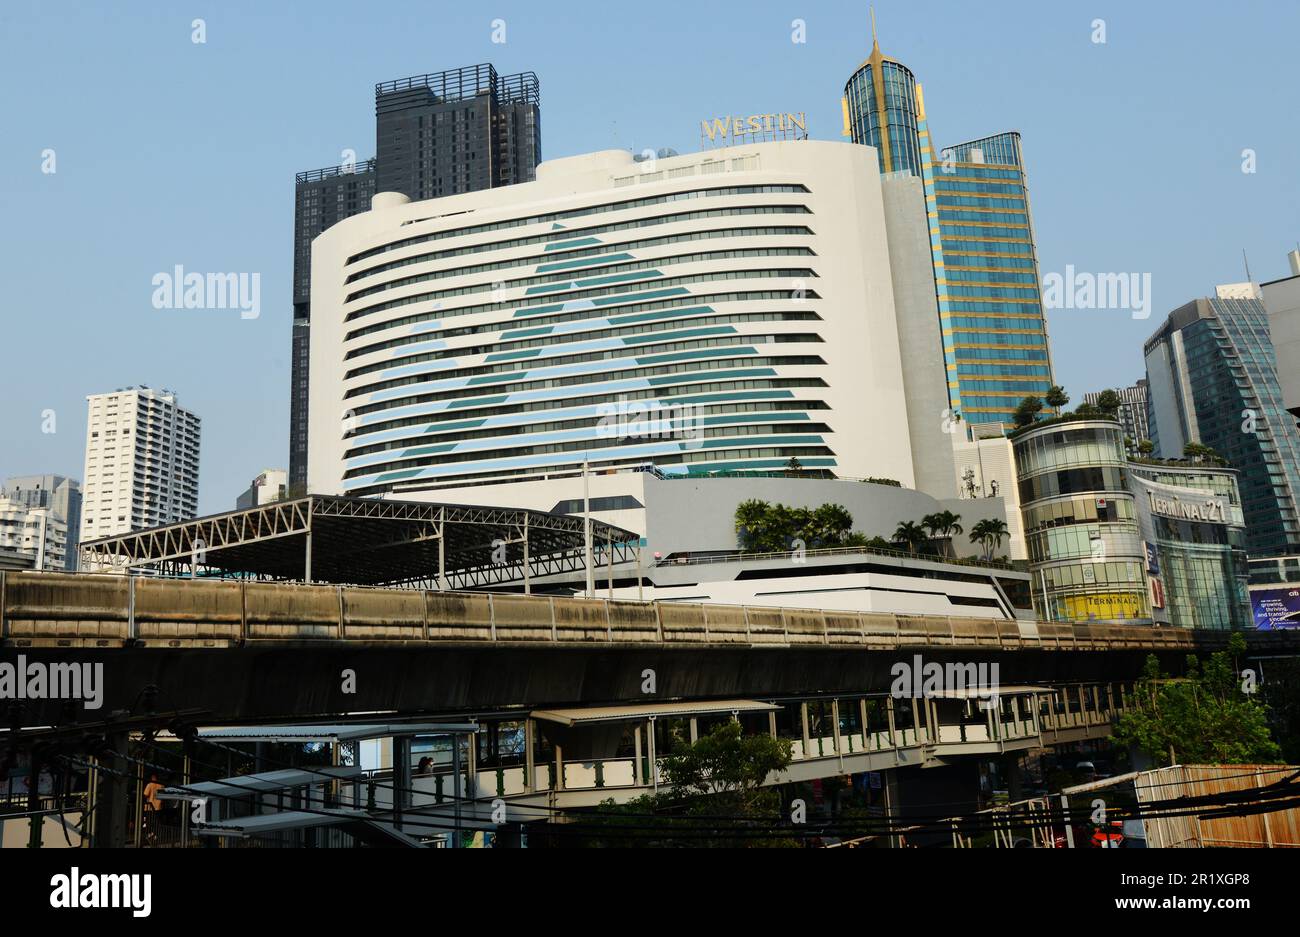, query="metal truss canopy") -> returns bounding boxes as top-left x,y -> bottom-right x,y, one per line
79,494 -> 637,589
